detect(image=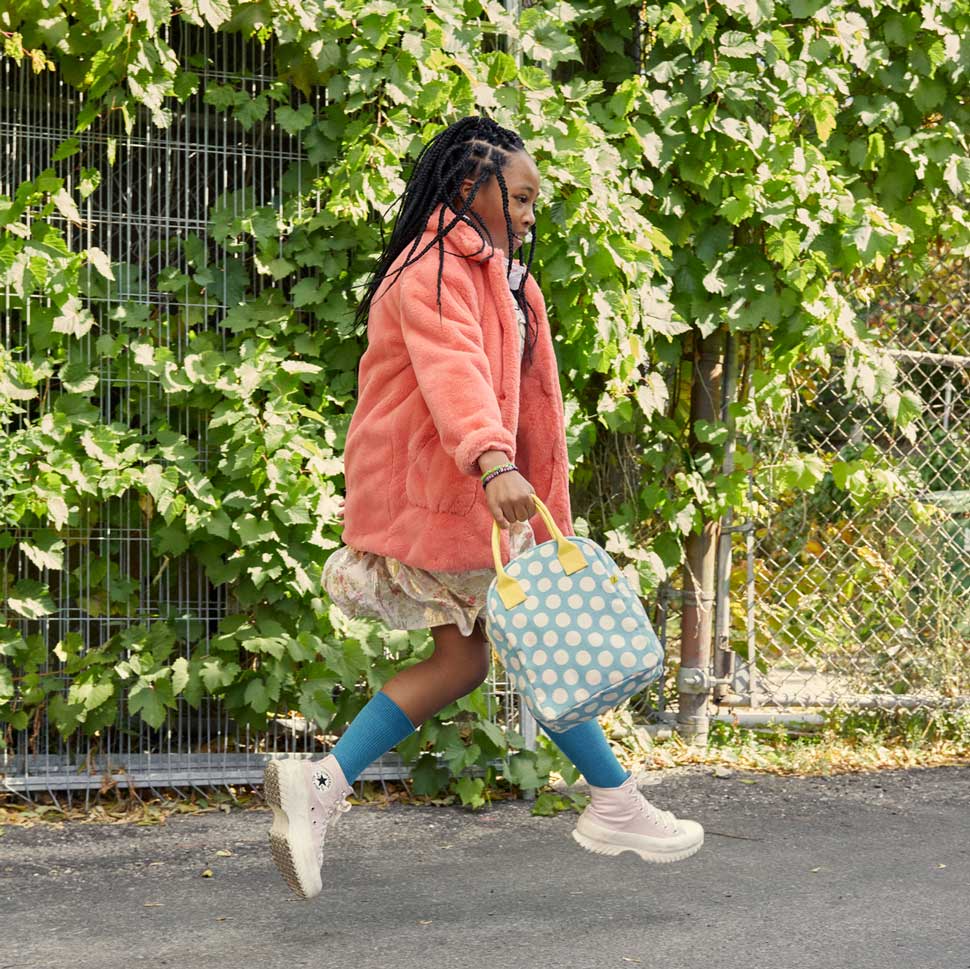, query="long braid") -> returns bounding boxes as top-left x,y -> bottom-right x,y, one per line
353,115 -> 540,367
